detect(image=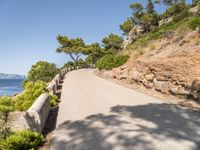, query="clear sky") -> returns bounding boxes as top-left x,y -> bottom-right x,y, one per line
0,0 -> 192,75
